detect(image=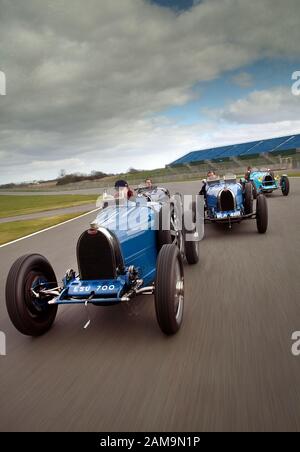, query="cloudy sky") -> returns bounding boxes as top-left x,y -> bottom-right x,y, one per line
0,0 -> 300,184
